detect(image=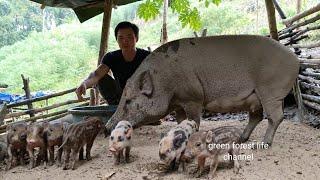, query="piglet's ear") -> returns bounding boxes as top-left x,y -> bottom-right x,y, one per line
173,134 -> 183,149
139,70 -> 153,97
206,130 -> 213,144
125,128 -> 133,139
